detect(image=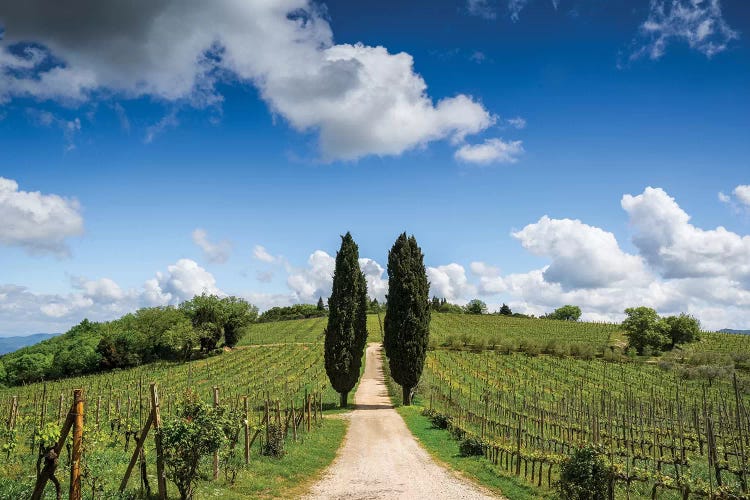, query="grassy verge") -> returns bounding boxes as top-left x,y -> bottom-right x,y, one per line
196,417 -> 348,499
